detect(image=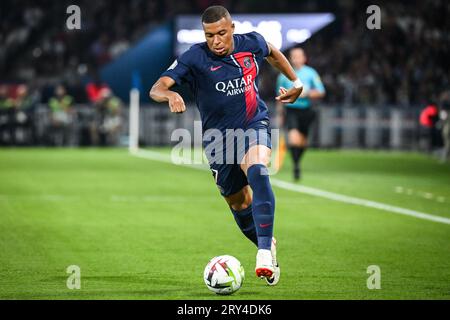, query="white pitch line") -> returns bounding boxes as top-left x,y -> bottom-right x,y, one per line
130,149 -> 450,226
270,179 -> 450,225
